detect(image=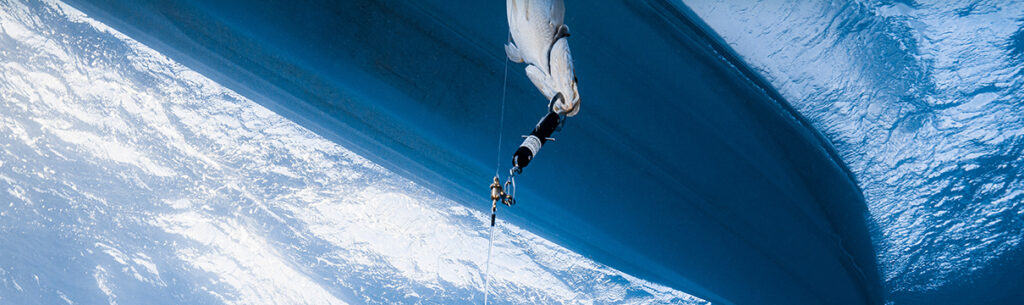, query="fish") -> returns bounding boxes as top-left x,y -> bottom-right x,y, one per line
505,0 -> 581,116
